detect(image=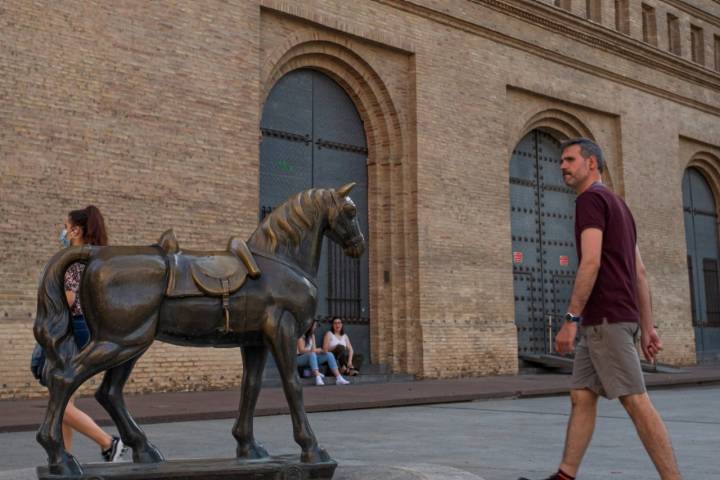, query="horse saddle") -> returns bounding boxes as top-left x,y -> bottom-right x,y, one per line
158,229 -> 261,333
159,229 -> 261,299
